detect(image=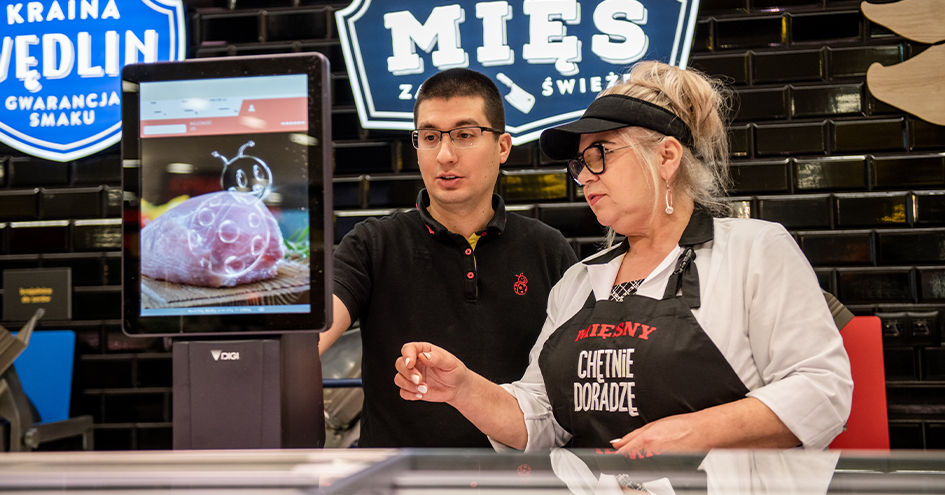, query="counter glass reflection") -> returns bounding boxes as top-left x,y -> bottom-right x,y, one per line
1,448 -> 943,494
